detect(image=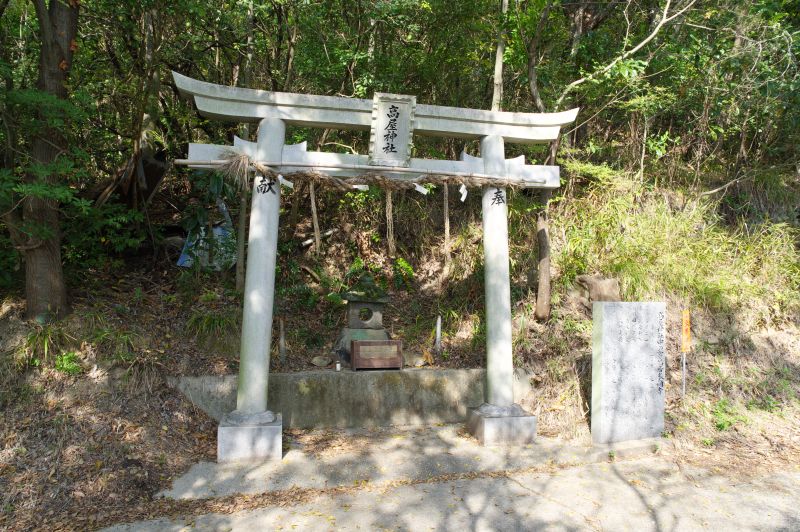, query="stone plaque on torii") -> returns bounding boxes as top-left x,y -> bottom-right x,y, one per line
172,71 -> 578,460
